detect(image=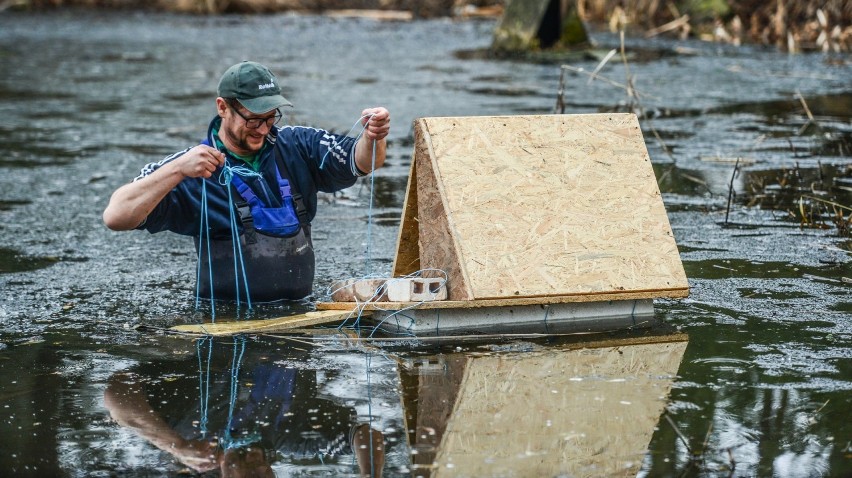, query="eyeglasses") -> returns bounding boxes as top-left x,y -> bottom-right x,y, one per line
227,101 -> 282,130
